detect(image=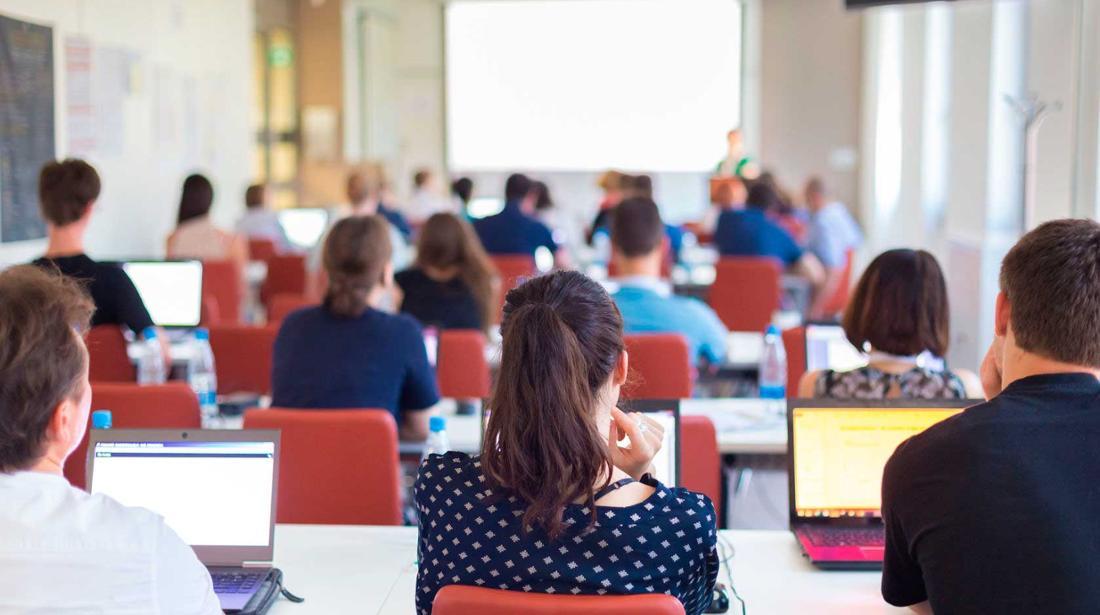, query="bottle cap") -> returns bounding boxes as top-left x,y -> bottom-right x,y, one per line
193,328 -> 209,342
429,416 -> 446,432
92,410 -> 112,429
765,324 -> 780,336
142,326 -> 158,340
